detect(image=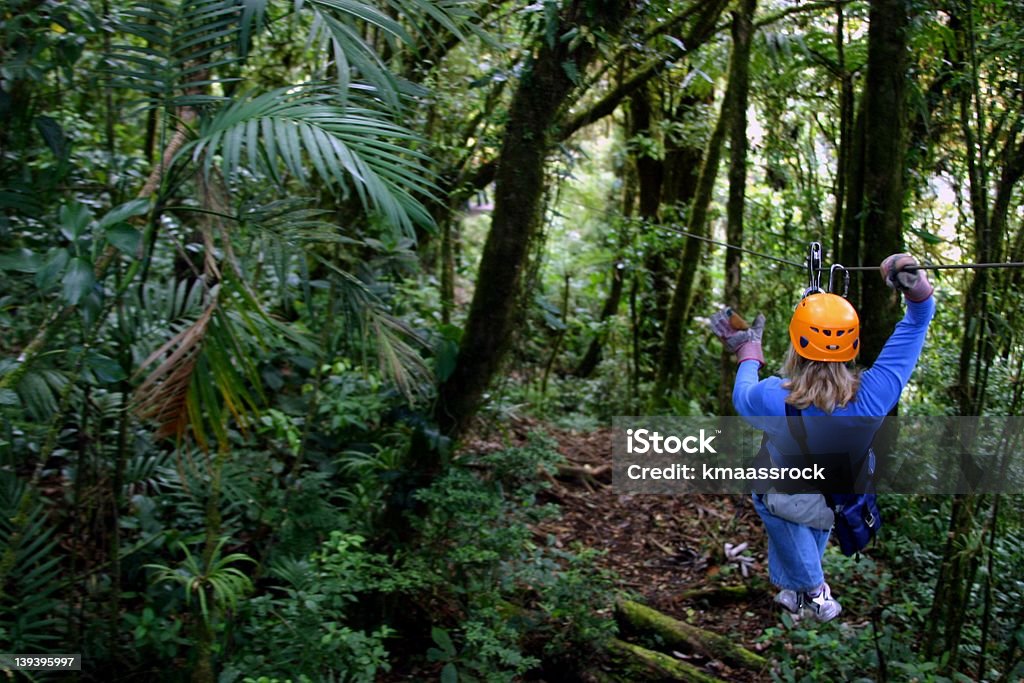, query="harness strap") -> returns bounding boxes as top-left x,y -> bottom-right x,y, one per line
782,403 -> 829,501
784,403 -> 810,454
